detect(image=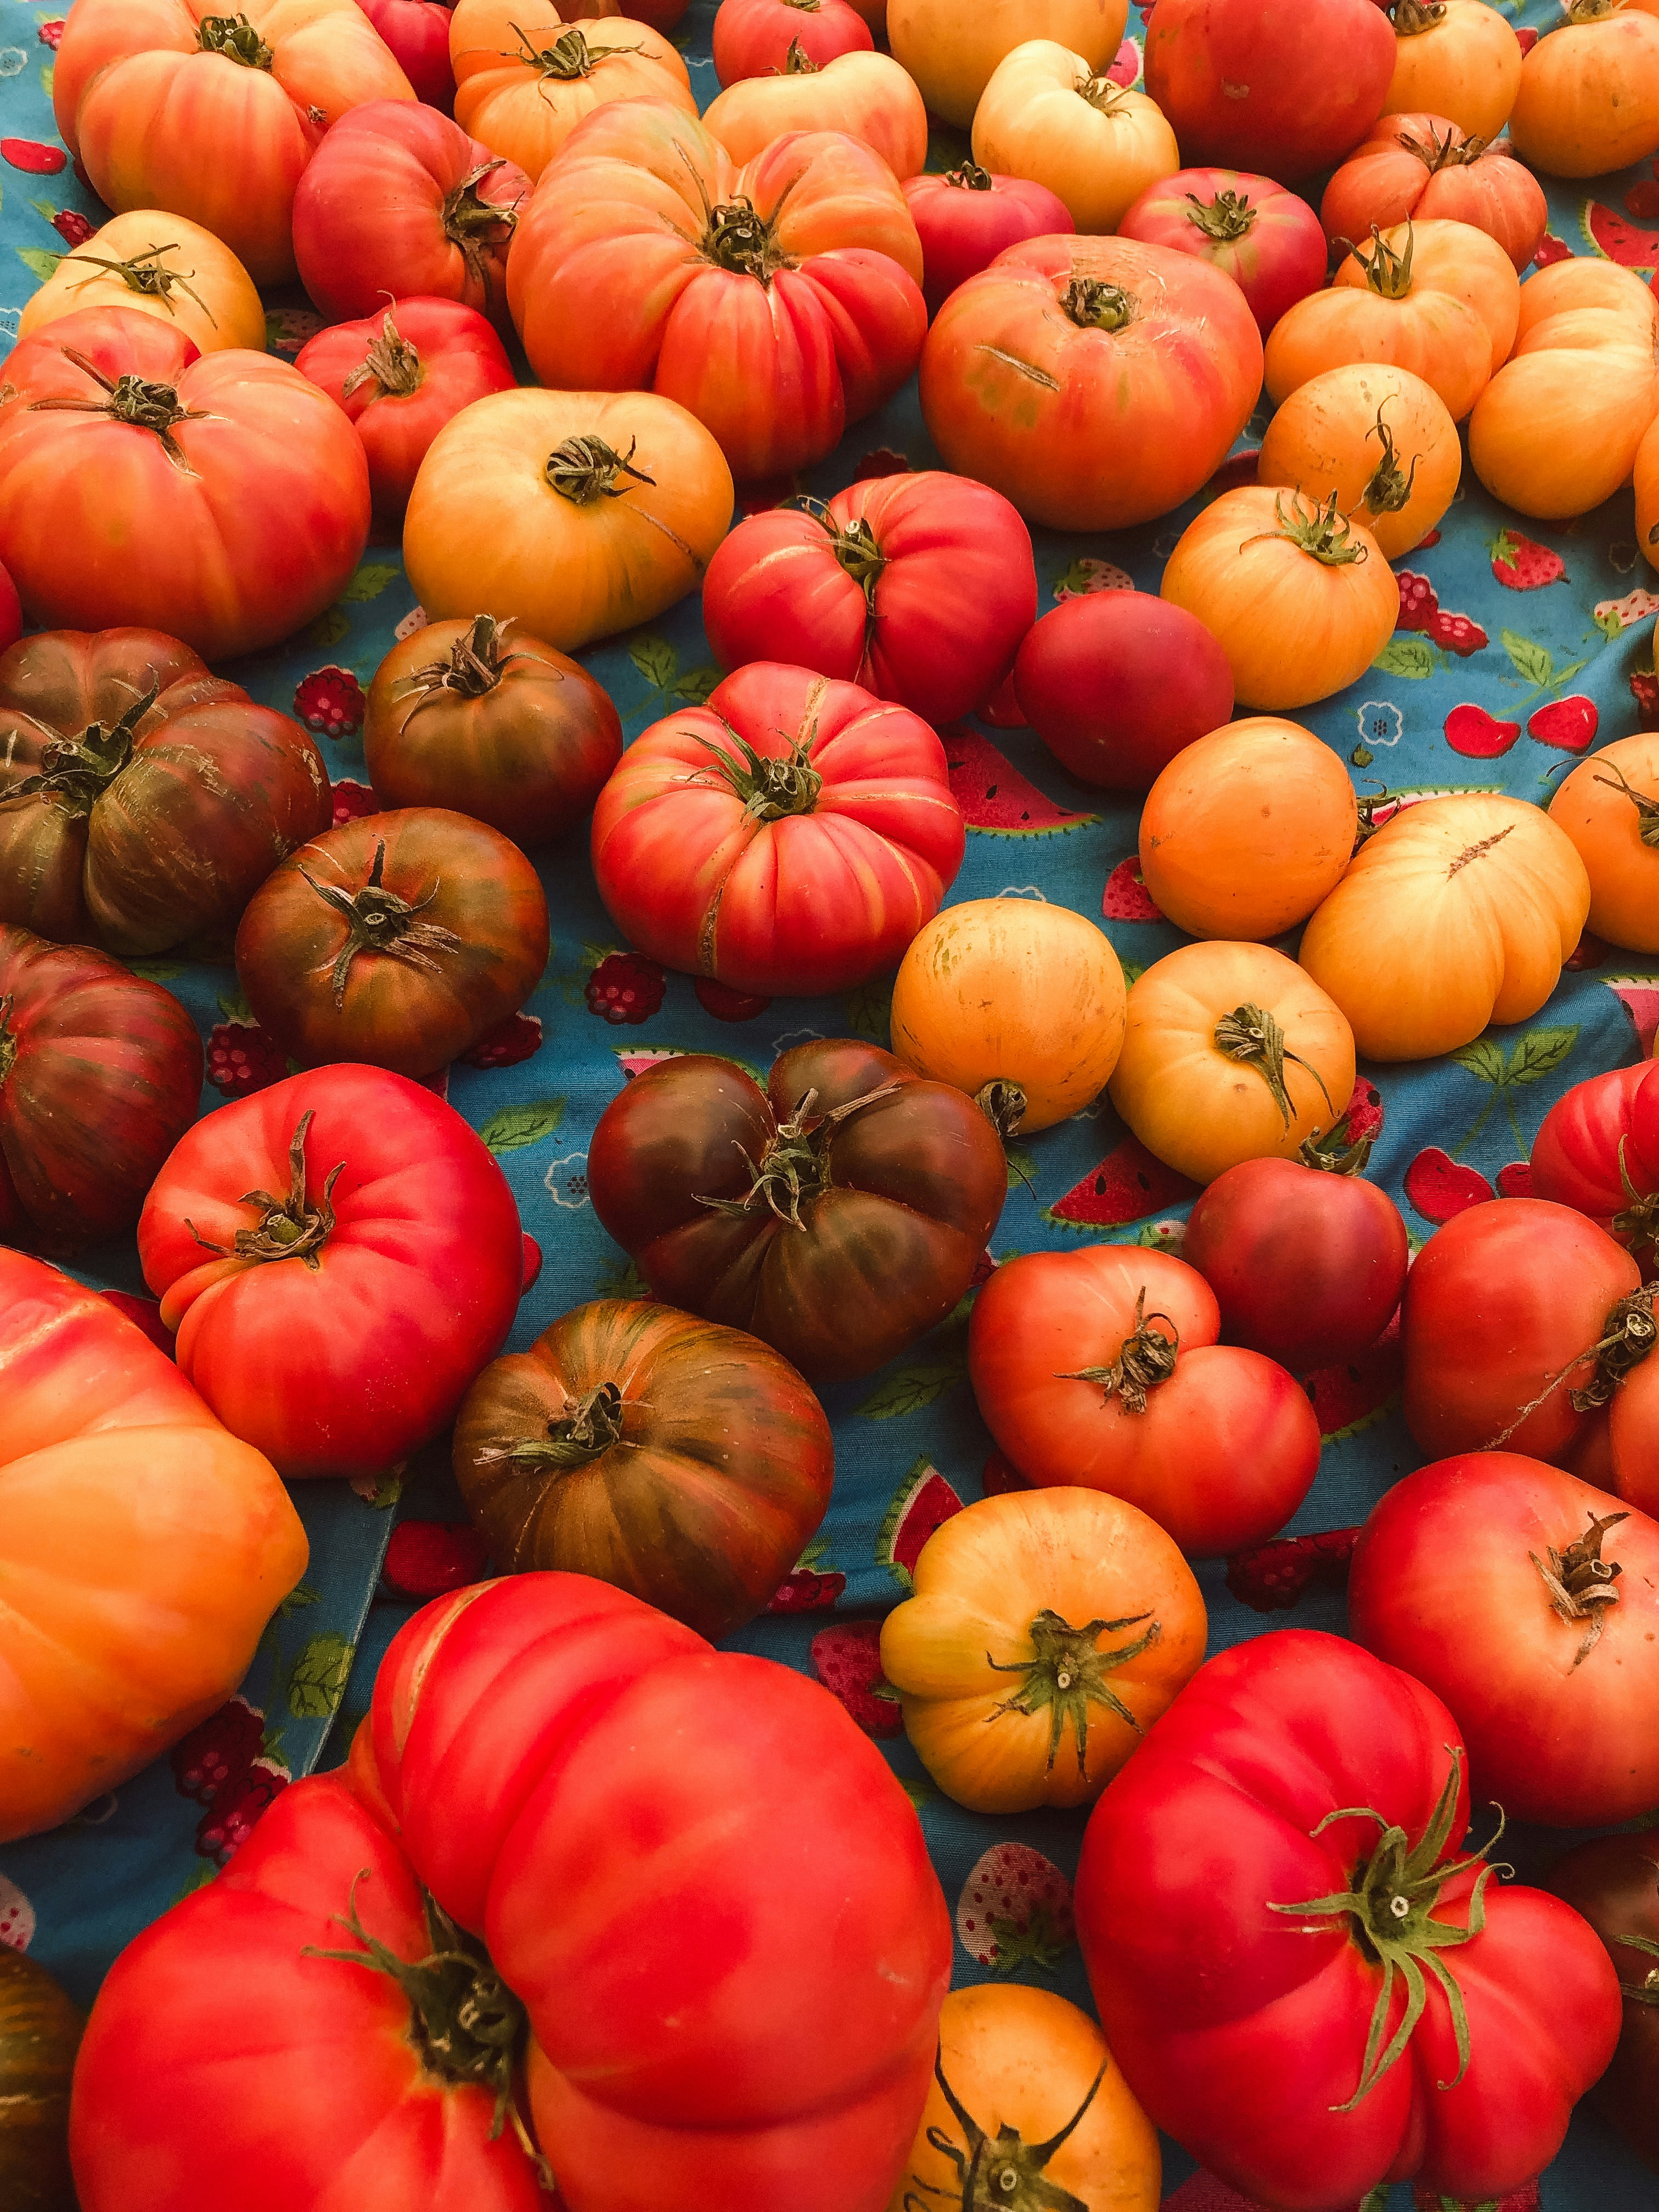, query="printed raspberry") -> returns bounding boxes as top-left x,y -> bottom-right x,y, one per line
1630,669 -> 1659,733
1394,570 -> 1439,632
1225,1528 -> 1360,1613
50,207 -> 92,246
461,1010 -> 544,1068
383,1519 -> 490,1600
586,951 -> 666,1025
196,1759 -> 288,1865
206,1021 -> 288,1097
293,664 -> 365,739
1426,609 -> 1488,657
170,1697 -> 264,1806
330,778 -> 377,828
38,20 -> 65,46
1533,231 -> 1571,265
694,976 -> 770,1022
